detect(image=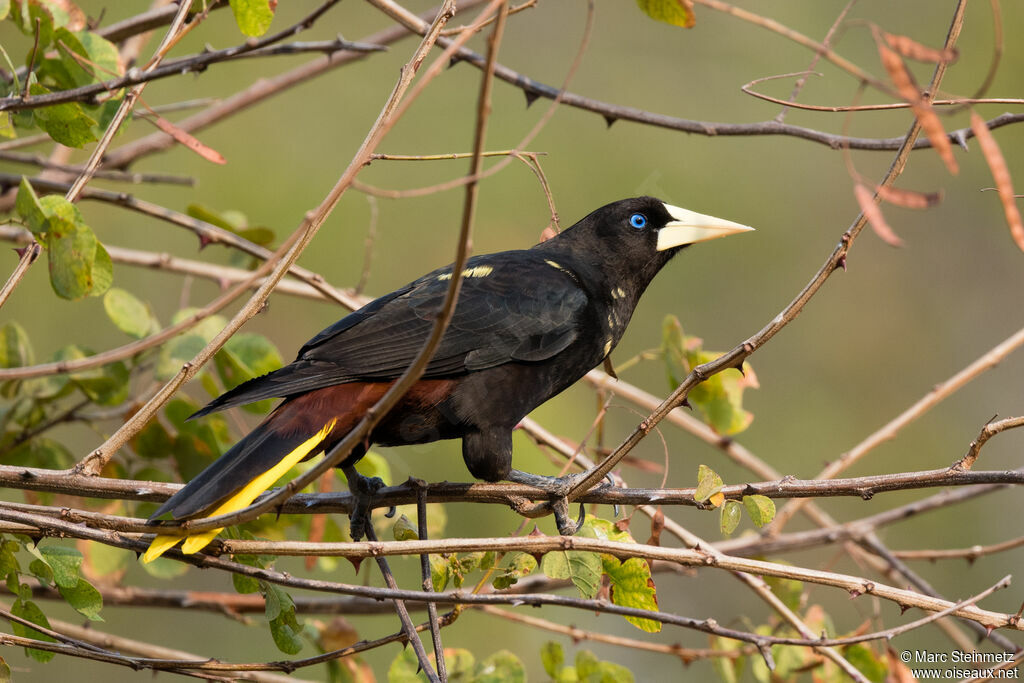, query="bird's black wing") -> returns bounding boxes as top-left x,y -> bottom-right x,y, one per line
191,252 -> 587,417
